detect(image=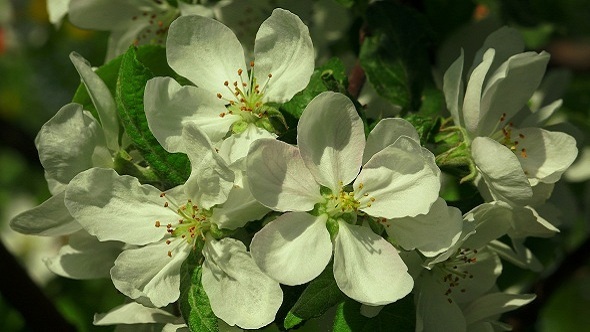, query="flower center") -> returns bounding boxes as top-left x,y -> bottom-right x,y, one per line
490,113 -> 529,160
216,61 -> 273,123
319,182 -> 375,220
130,0 -> 179,46
436,247 -> 478,304
154,192 -> 212,257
